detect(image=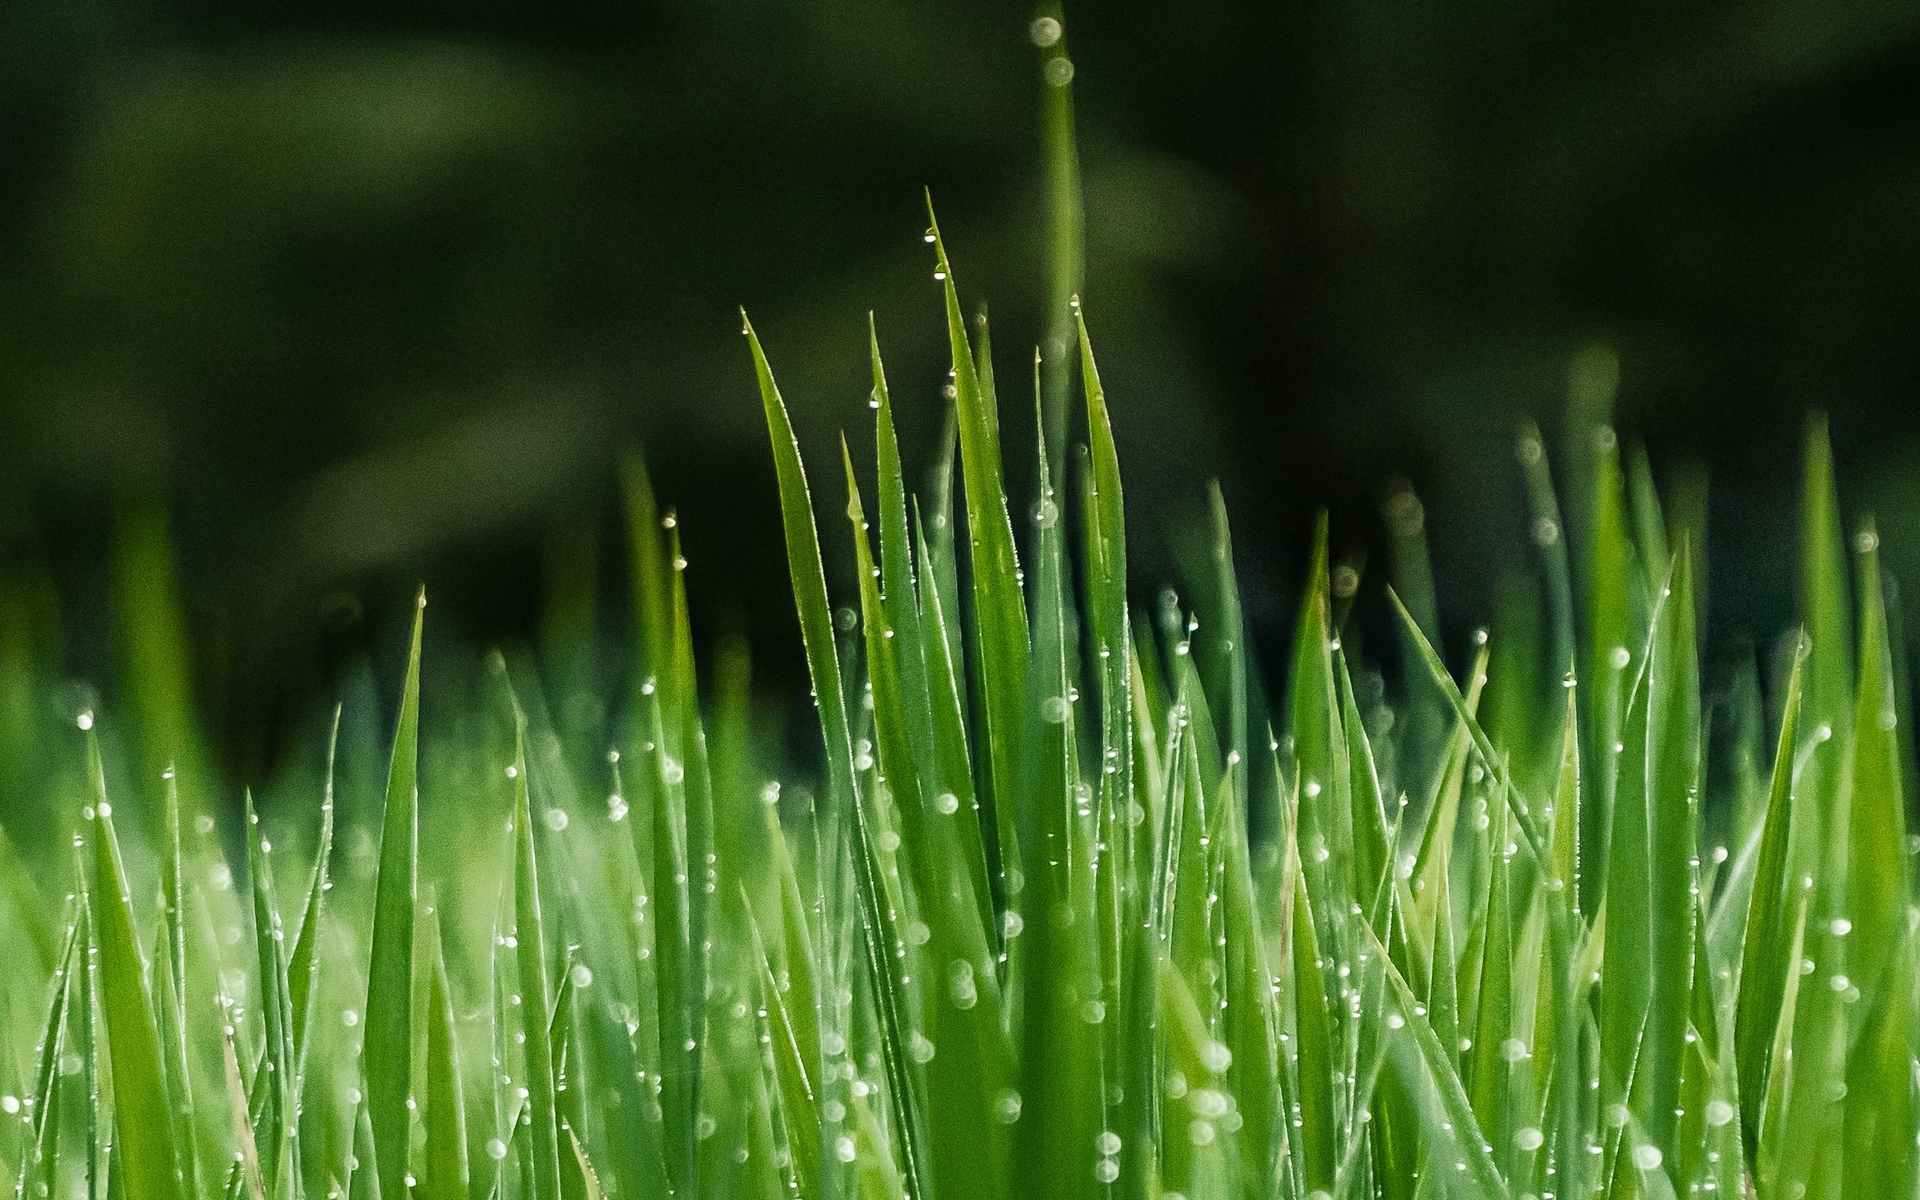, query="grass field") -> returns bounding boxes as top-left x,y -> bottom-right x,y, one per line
0,23 -> 1915,1200
0,214 -> 1912,1200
